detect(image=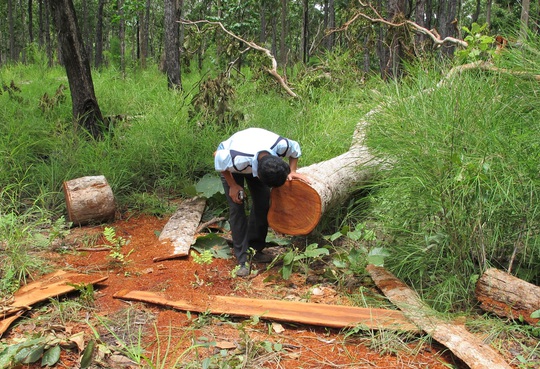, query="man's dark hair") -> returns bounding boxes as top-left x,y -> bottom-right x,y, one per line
258,155 -> 290,187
